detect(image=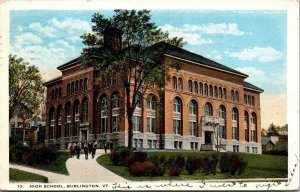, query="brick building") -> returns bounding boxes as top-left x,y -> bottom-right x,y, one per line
44,28 -> 263,153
